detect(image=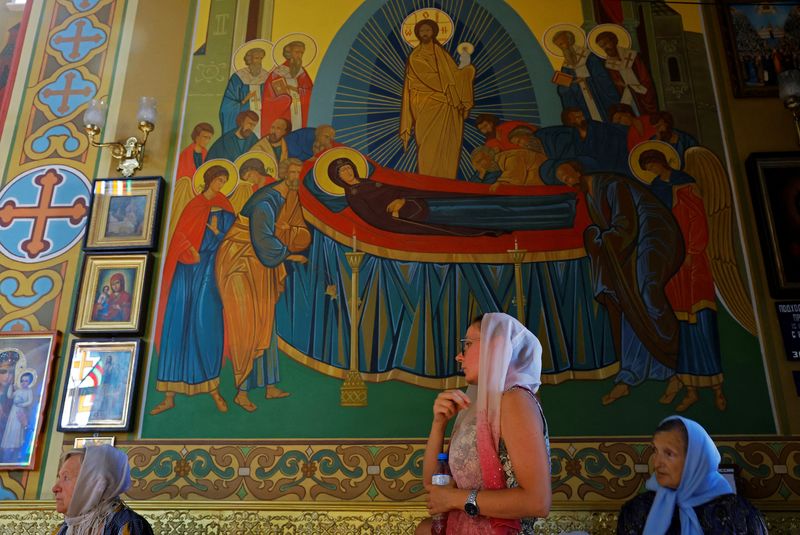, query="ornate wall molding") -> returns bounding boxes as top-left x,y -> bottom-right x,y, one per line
0,501 -> 798,534
78,438 -> 800,507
